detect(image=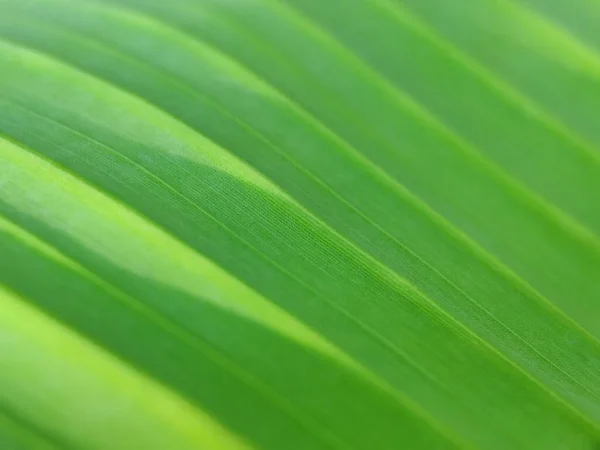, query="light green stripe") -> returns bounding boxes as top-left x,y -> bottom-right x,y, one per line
0,284 -> 253,450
